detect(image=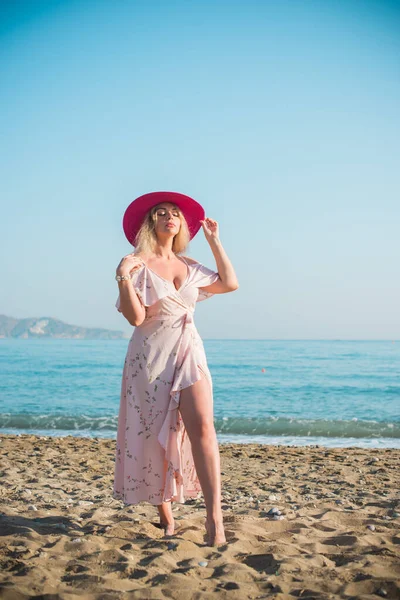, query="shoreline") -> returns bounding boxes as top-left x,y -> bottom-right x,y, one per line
1,434 -> 399,598
1,430 -> 399,450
